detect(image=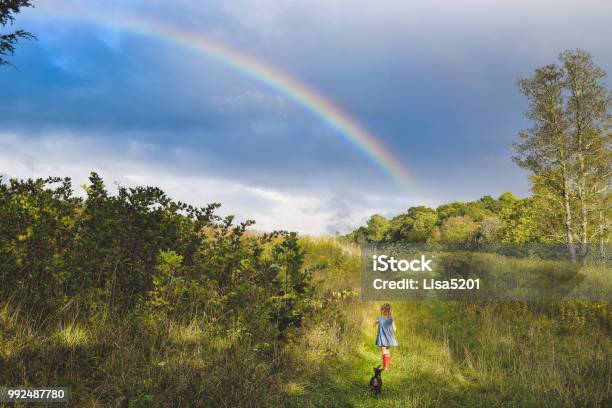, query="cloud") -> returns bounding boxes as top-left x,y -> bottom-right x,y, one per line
0,132 -> 414,234
4,0 -> 610,233
213,90 -> 288,114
